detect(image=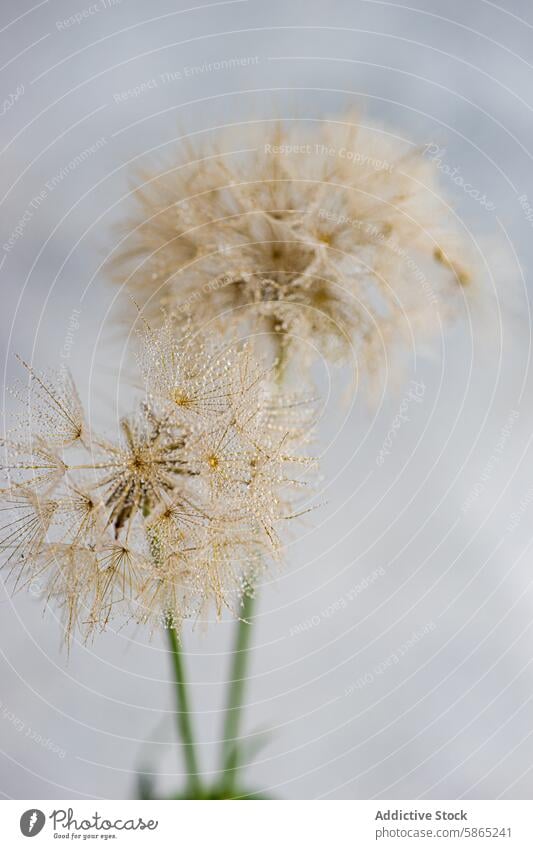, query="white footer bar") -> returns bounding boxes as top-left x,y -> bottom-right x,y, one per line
2,800 -> 532,848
